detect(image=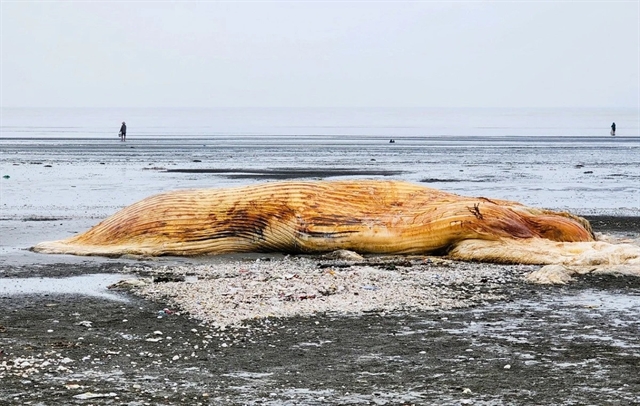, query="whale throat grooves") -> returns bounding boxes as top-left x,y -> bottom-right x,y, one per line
32,180 -> 616,265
